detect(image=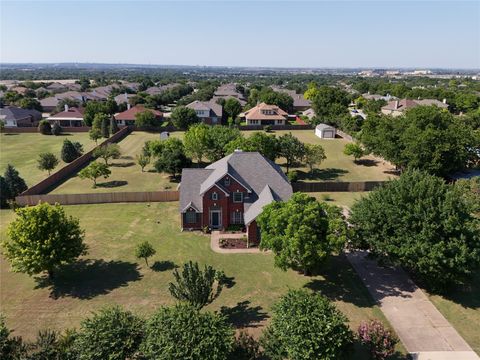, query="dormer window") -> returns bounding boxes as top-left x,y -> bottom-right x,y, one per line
224,177 -> 230,186
233,191 -> 243,203
211,192 -> 218,201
